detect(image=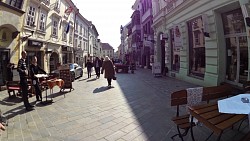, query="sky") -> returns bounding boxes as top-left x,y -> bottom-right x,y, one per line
71,0 -> 135,50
